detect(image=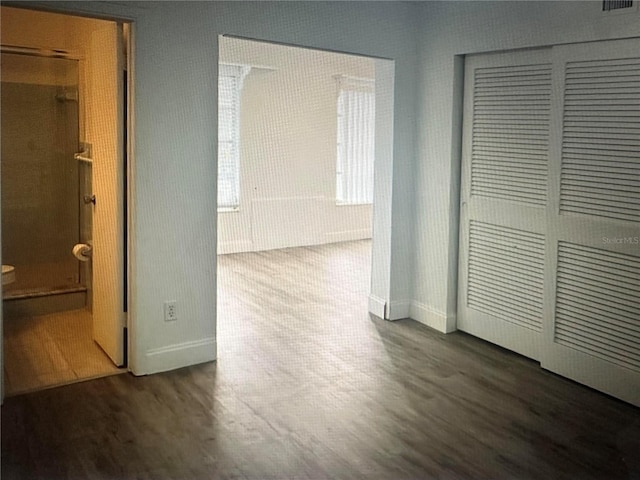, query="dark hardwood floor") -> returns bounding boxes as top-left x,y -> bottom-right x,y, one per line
2,240 -> 639,479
